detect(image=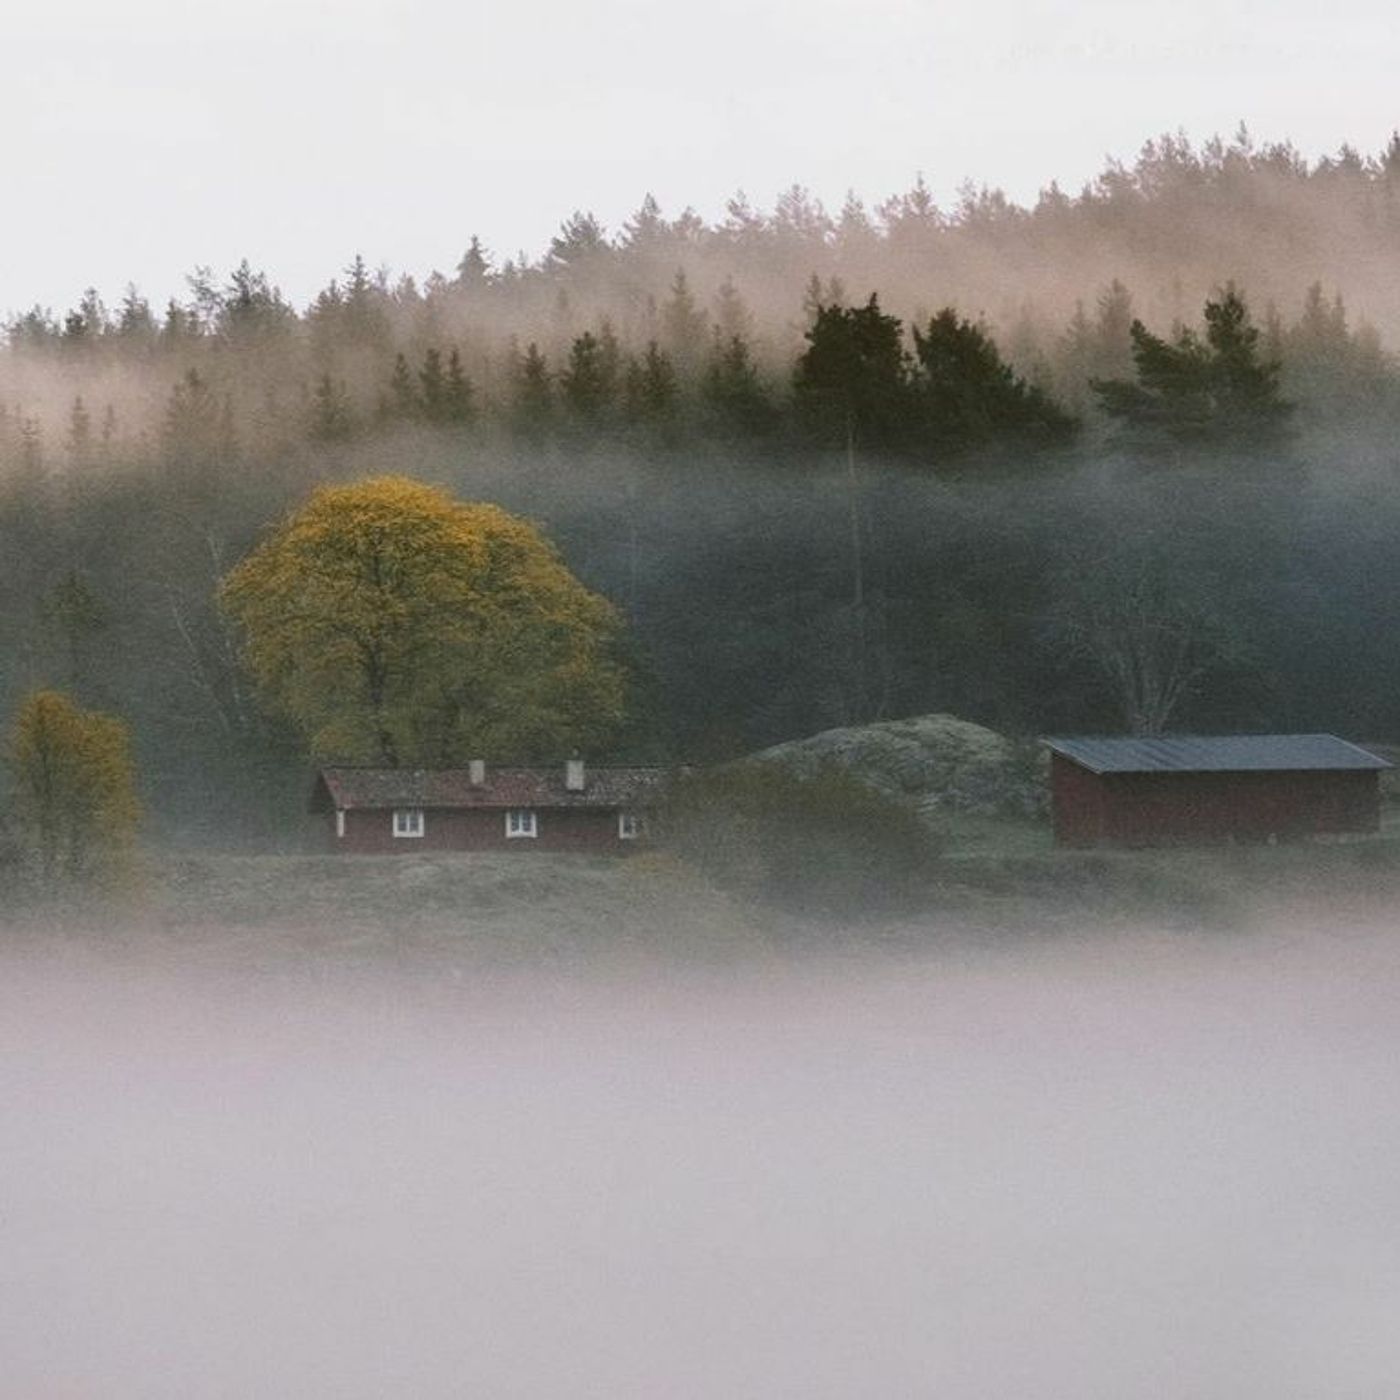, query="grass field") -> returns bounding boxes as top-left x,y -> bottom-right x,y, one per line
8,818 -> 1400,974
